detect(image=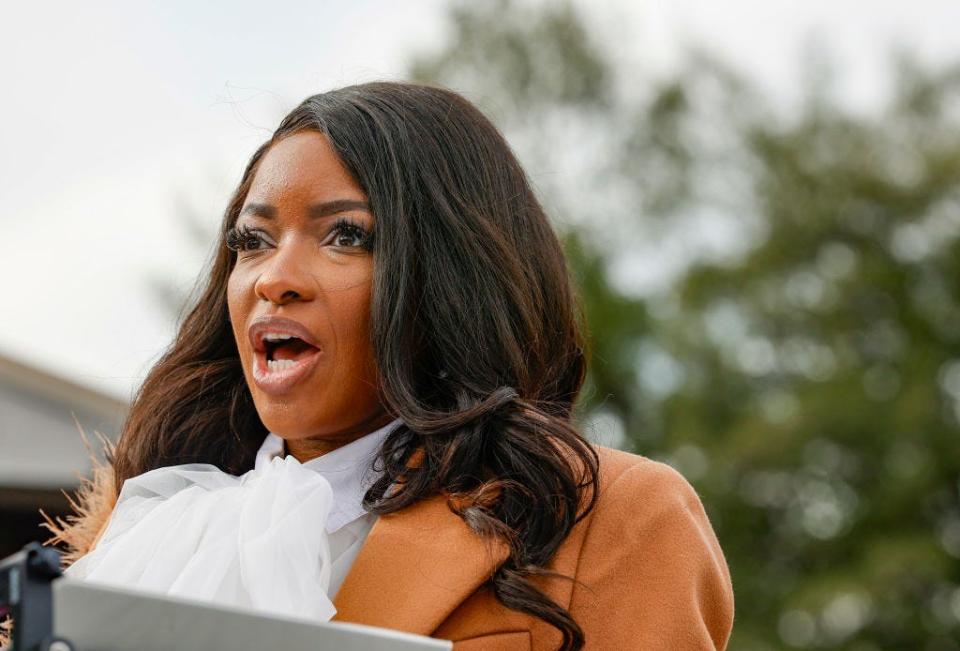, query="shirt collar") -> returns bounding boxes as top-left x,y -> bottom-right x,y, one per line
253,417 -> 404,534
